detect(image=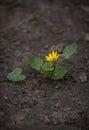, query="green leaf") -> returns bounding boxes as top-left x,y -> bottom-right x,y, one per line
41,62 -> 53,71
40,62 -> 54,78
7,67 -> 26,82
40,68 -> 49,76
40,67 -> 54,78
27,55 -> 43,71
52,66 -> 67,80
62,43 -> 77,59
12,68 -> 22,74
